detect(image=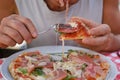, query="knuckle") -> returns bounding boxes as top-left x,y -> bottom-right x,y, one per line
103,24 -> 109,28
1,17 -> 7,22
16,37 -> 24,44
1,17 -> 8,25
13,20 -> 20,26
103,24 -> 111,32
10,20 -> 22,29
11,31 -> 19,38
22,17 -> 31,23
9,14 -> 18,18
1,14 -> 18,25
8,31 -> 23,44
